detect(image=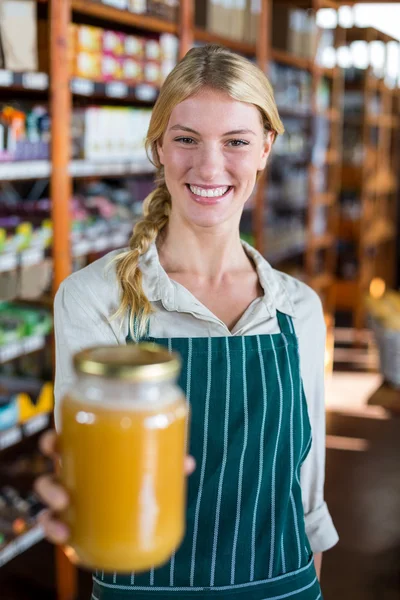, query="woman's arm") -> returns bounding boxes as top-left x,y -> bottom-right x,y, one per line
293,285 -> 339,554
314,552 -> 322,579
54,276 -> 120,429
